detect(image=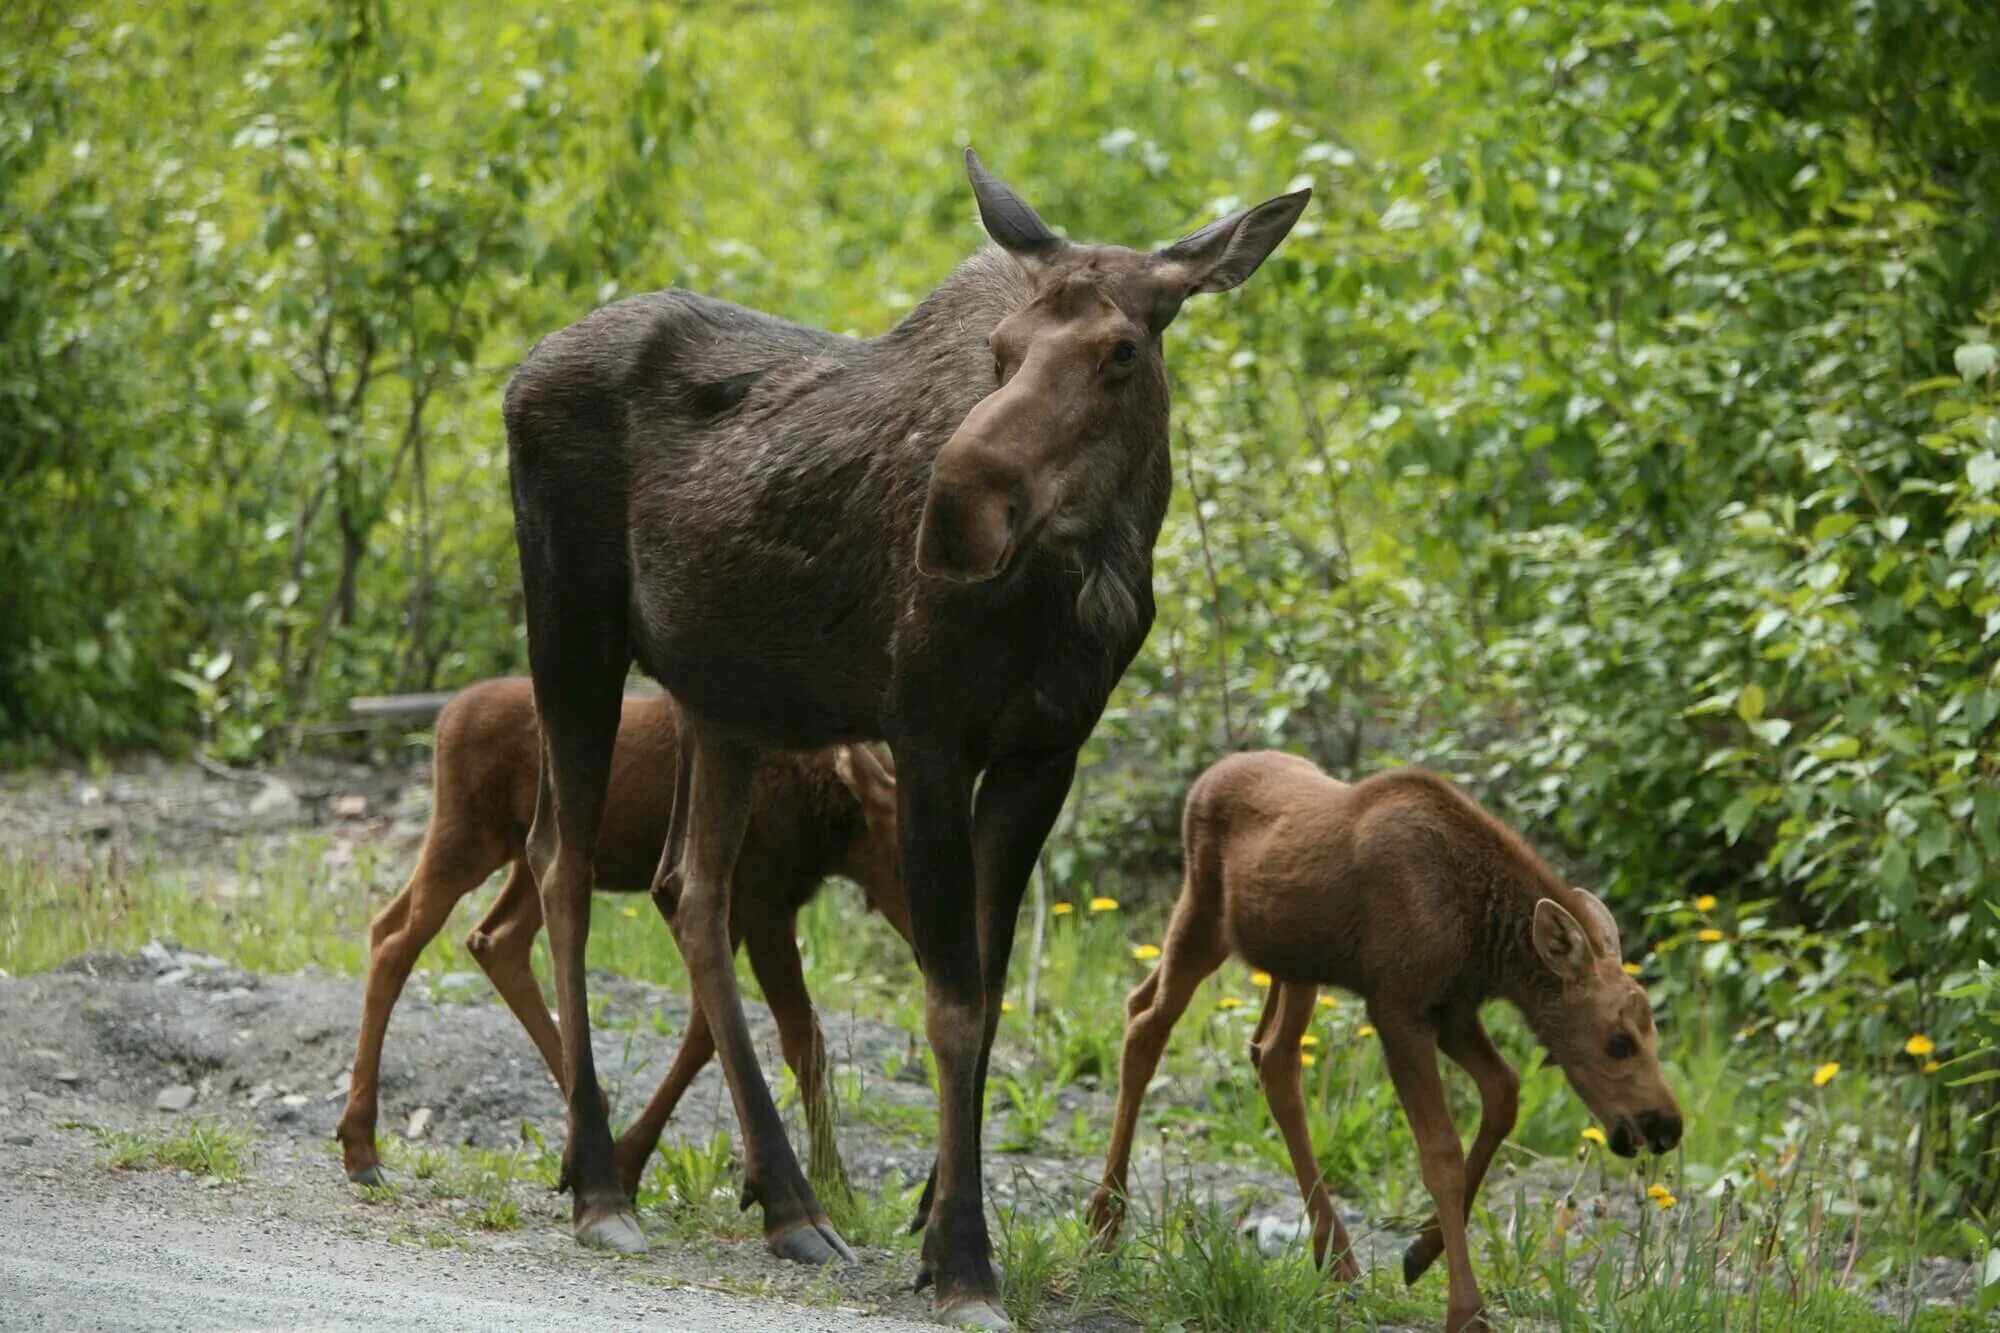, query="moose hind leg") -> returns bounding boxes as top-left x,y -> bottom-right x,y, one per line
510,423 -> 641,1251
672,721 -> 852,1266
1254,983 -> 1359,1280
